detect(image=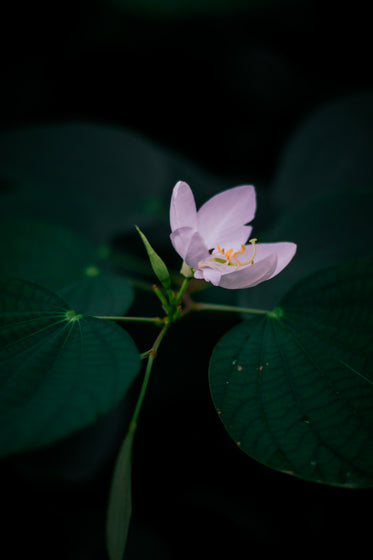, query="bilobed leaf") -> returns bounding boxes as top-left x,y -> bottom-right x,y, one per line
0,220 -> 134,316
0,278 -> 141,457
209,258 -> 373,487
